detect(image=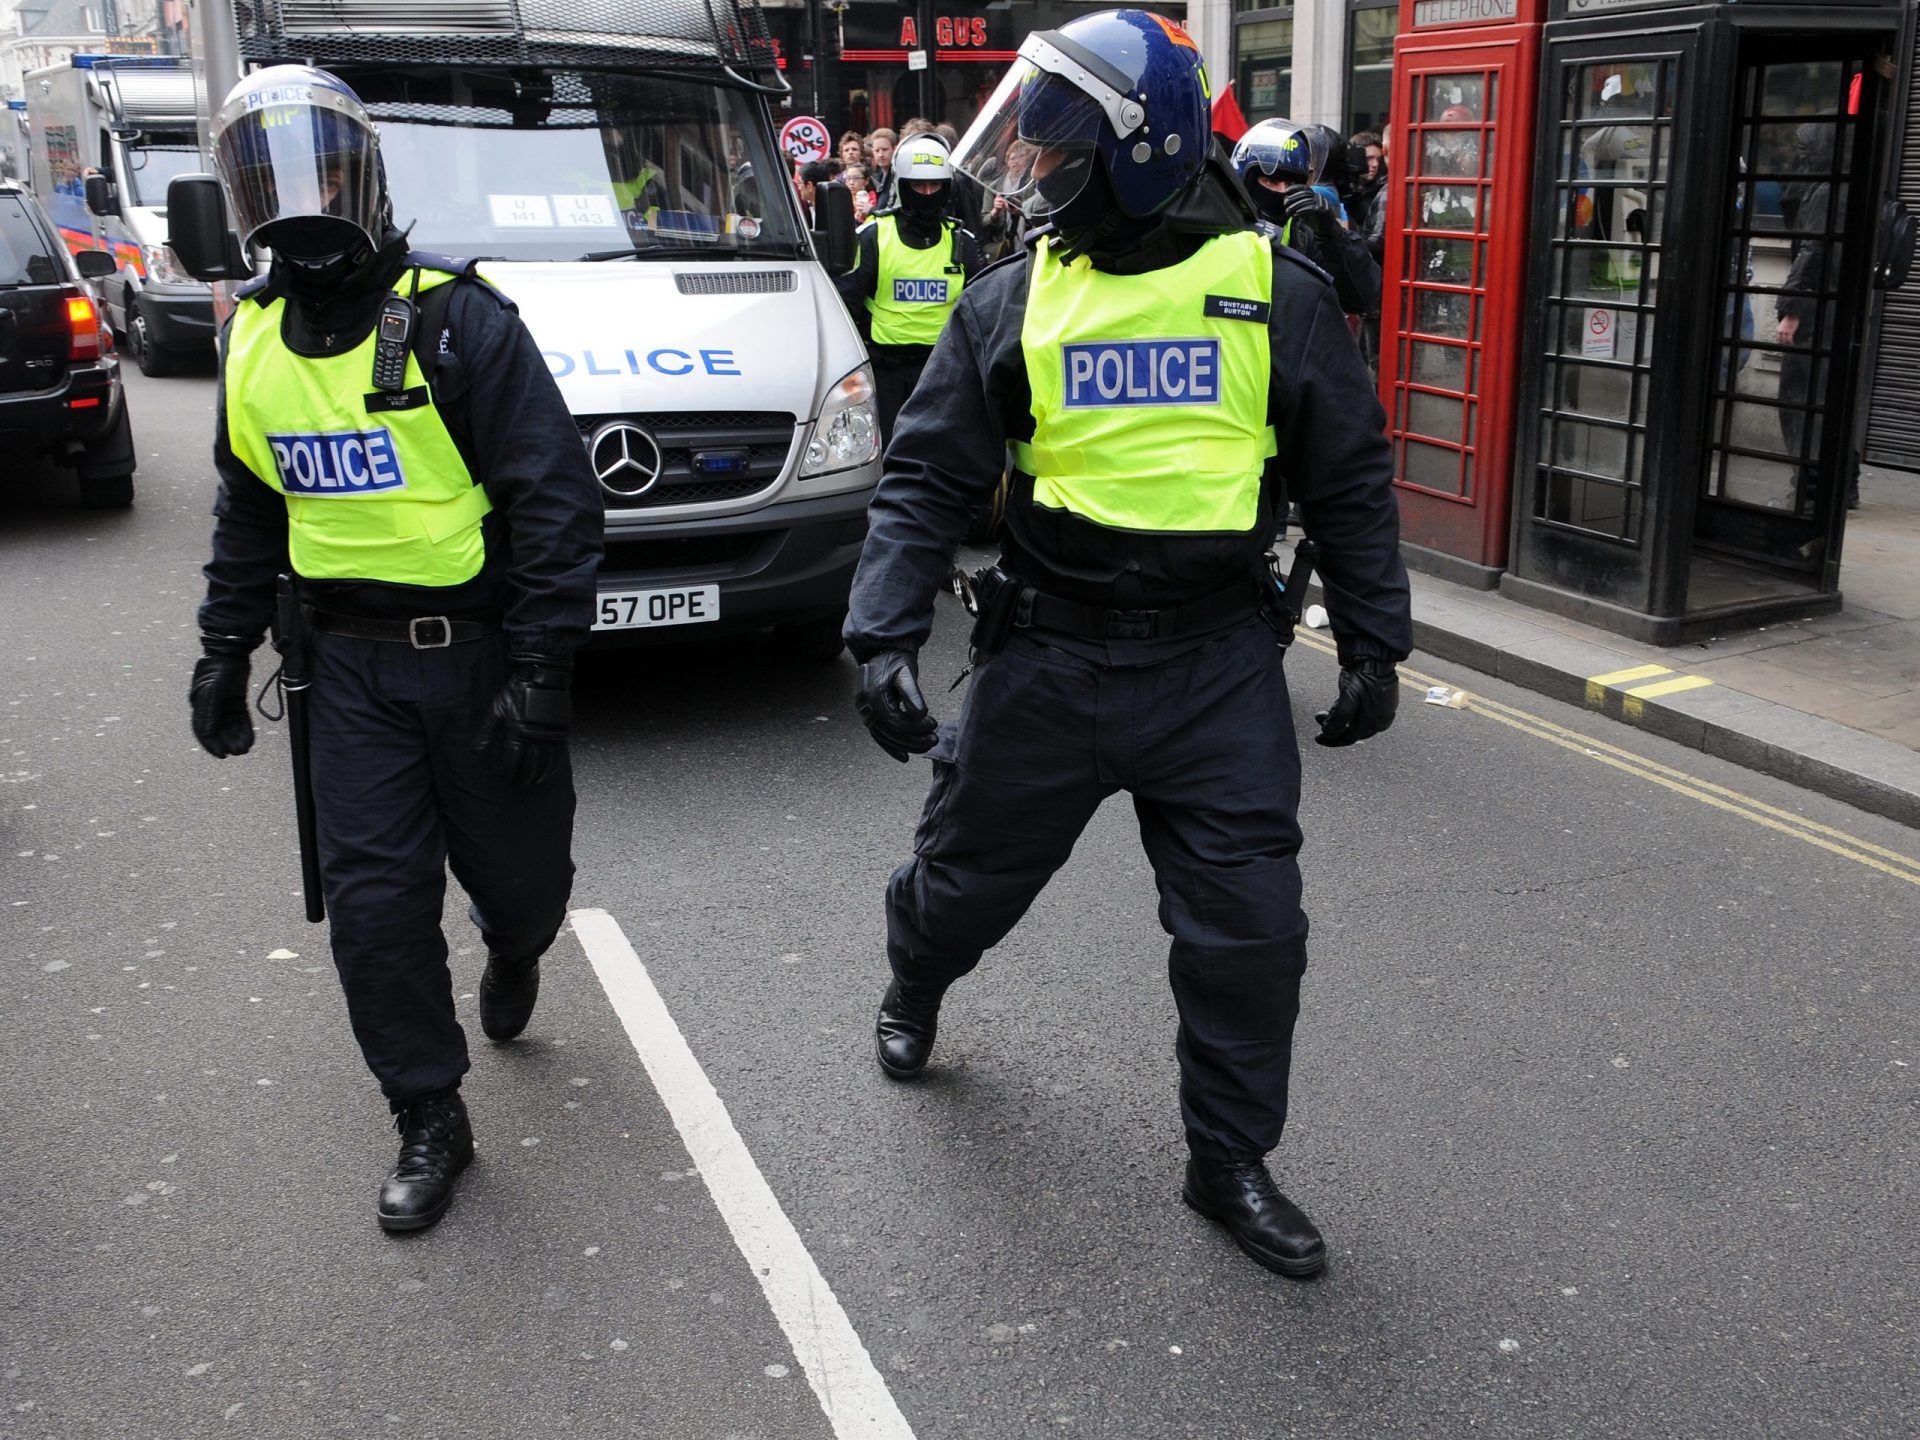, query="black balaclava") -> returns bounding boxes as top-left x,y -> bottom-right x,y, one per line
1246,179 -> 1291,227
896,180 -> 950,242
272,224 -> 412,353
